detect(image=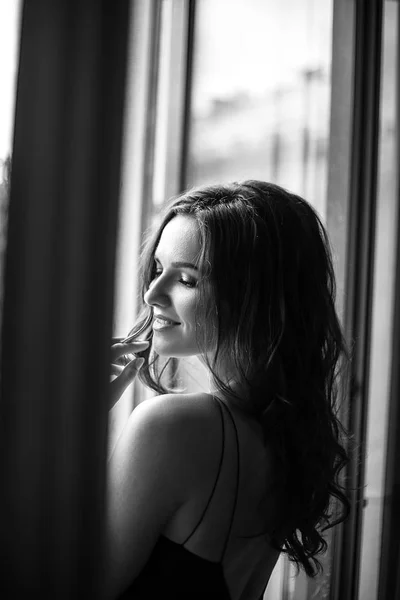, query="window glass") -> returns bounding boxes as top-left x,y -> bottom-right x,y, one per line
0,0 -> 22,319
187,0 -> 333,220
